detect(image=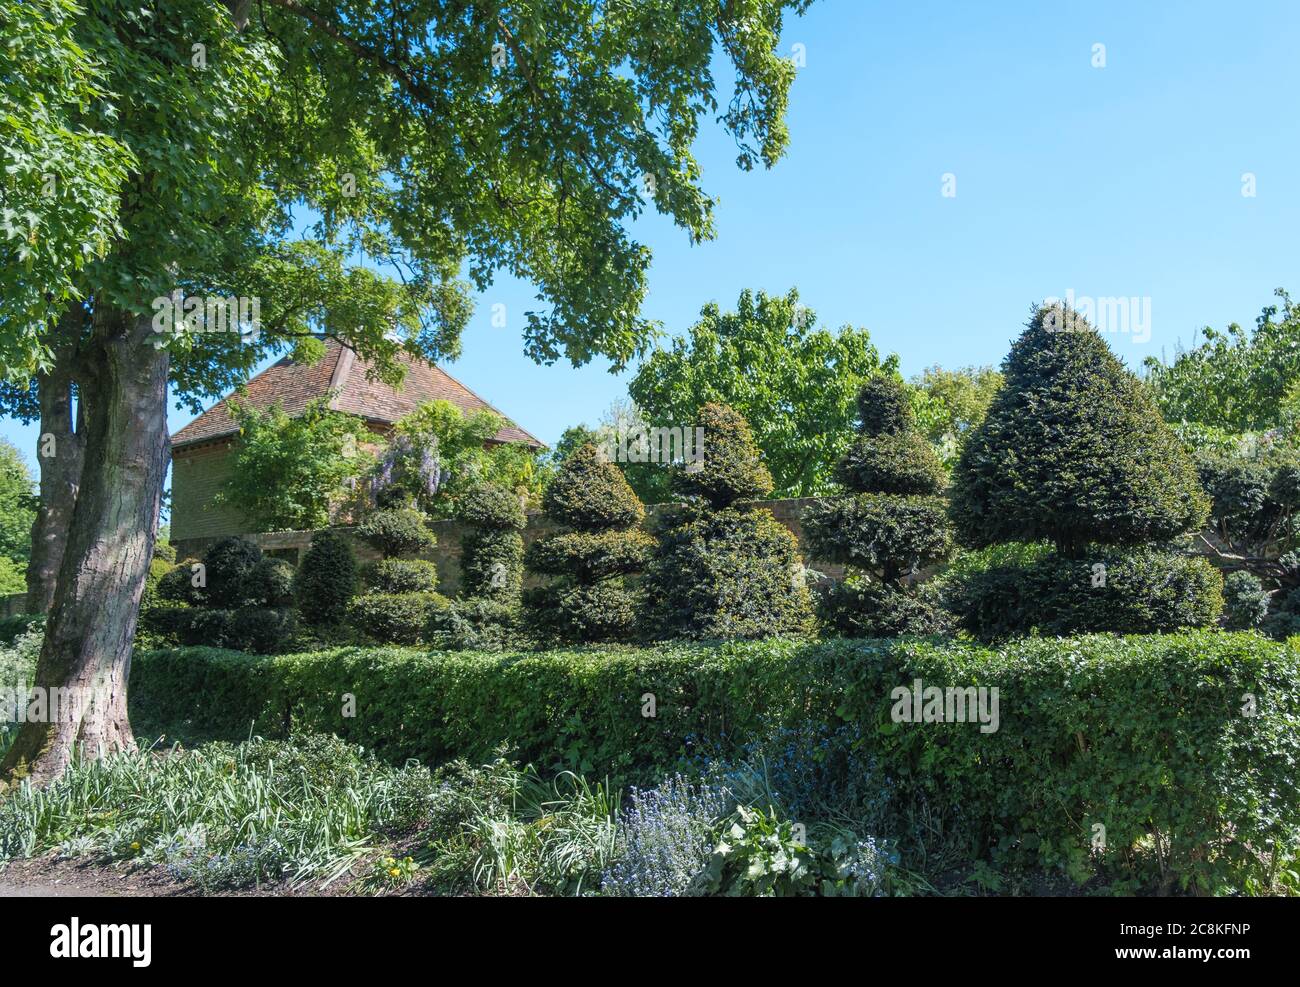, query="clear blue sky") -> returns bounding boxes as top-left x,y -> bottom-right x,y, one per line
5,0 -> 1298,488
